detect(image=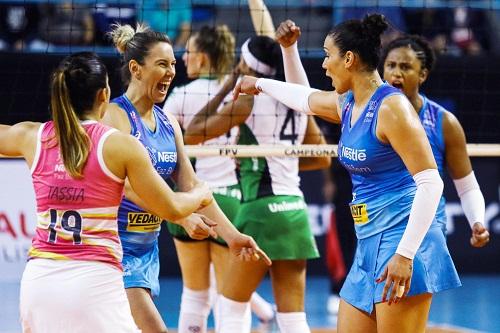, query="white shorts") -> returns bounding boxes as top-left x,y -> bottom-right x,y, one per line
20,259 -> 141,333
